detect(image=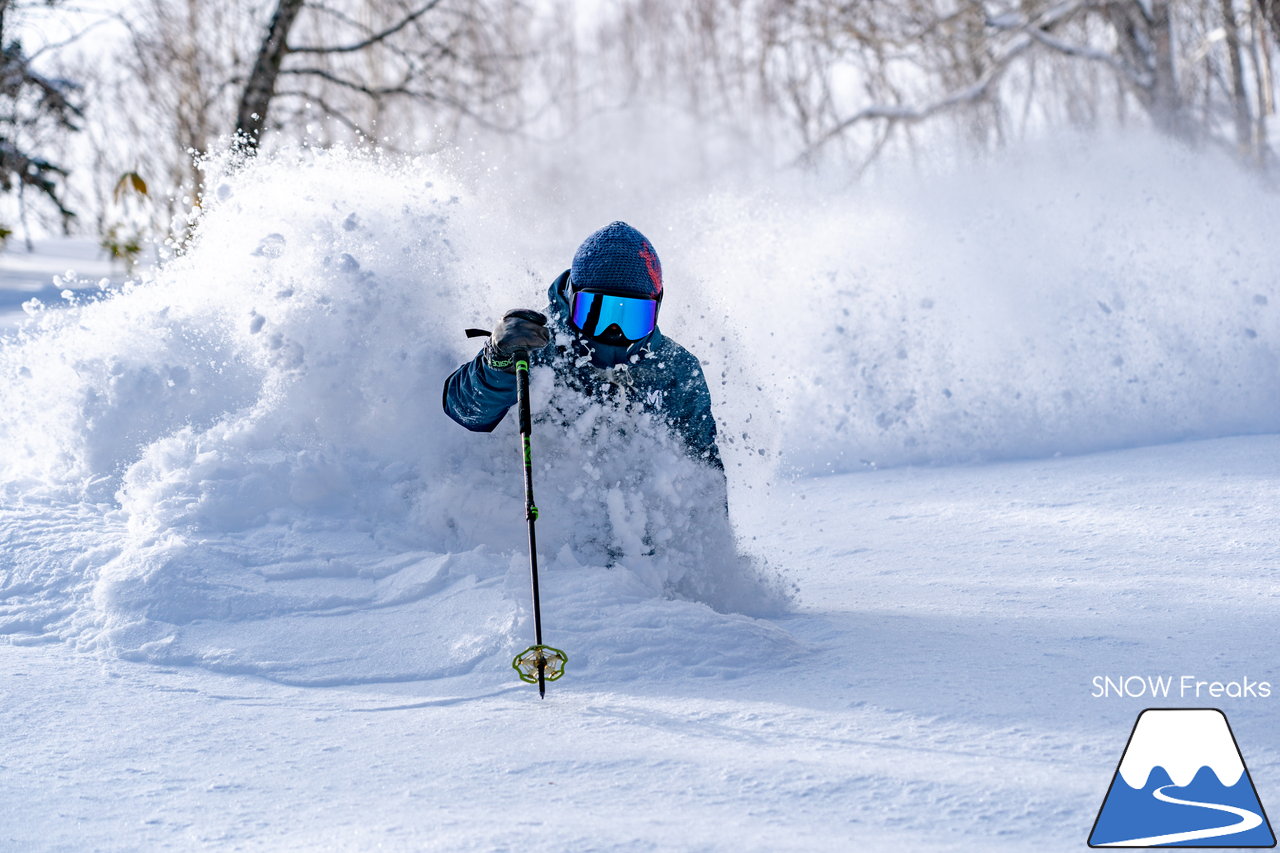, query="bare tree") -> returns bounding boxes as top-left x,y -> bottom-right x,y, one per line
772,1 -> 1277,168
1220,0 -> 1253,157
1103,0 -> 1186,137
100,0 -> 257,240
61,0 -> 531,248
30,0 -> 1280,240
236,0 -> 524,151
1253,0 -> 1275,164
236,0 -> 305,146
